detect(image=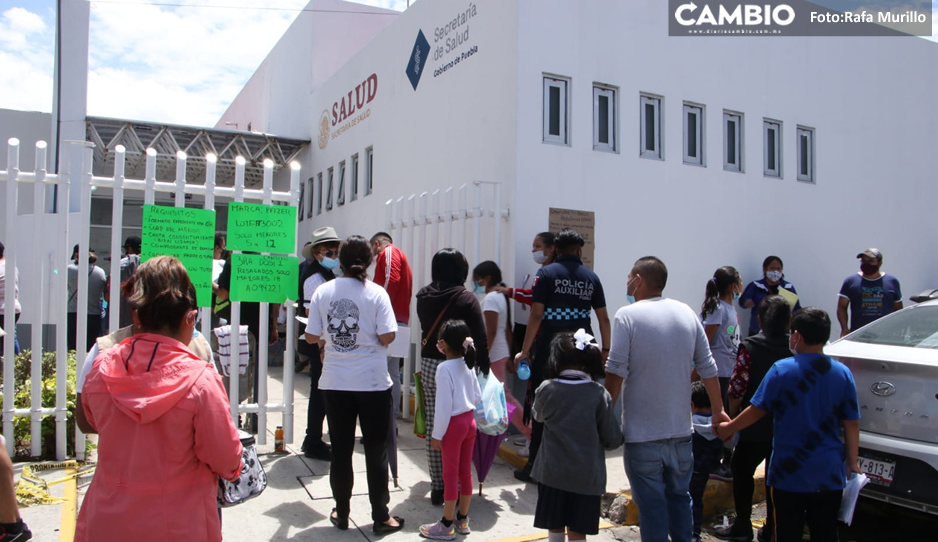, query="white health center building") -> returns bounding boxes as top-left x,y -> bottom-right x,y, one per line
204,0 -> 938,329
